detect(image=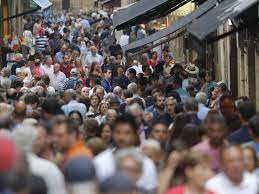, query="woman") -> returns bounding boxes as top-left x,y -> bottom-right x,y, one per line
99,123 -> 113,147
105,109 -> 118,125
86,62 -> 102,87
148,51 -> 158,69
88,93 -> 101,116
68,110 -> 84,126
243,146 -> 259,177
165,150 -> 215,194
95,102 -> 110,124
75,58 -> 86,85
